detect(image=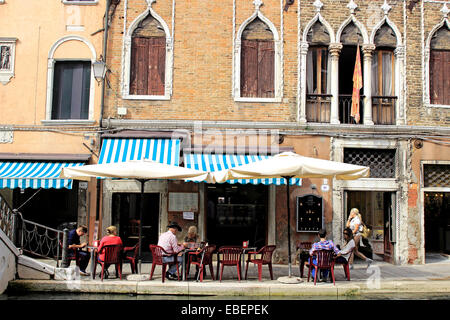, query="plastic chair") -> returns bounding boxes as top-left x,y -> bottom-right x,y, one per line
123,244 -> 139,274
307,249 -> 336,285
149,244 -> 180,282
60,240 -> 80,267
297,241 -> 312,278
217,246 -> 242,282
244,245 -> 276,281
186,245 -> 216,281
333,249 -> 354,281
93,244 -> 123,281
